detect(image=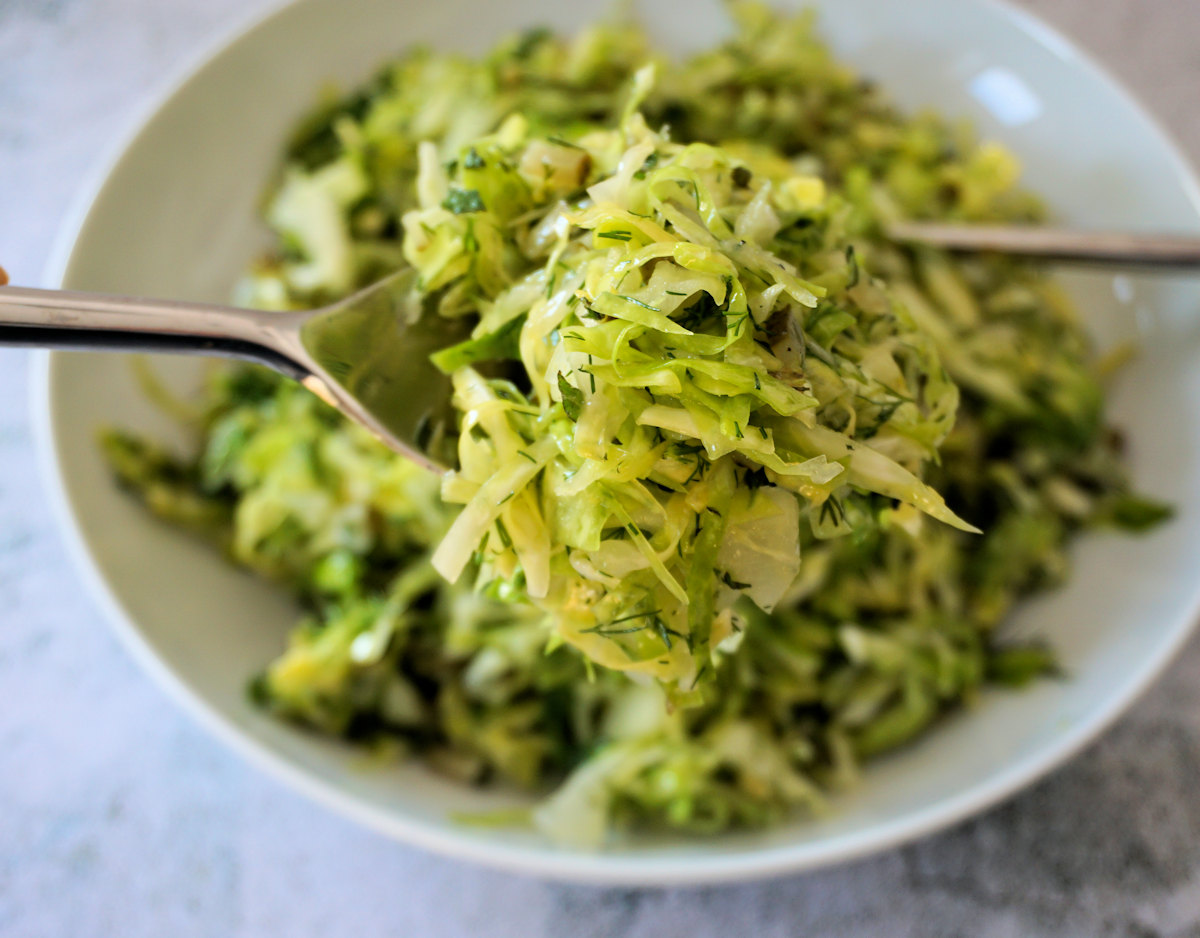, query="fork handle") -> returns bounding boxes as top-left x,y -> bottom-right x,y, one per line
886,222 -> 1200,268
0,281 -> 305,375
